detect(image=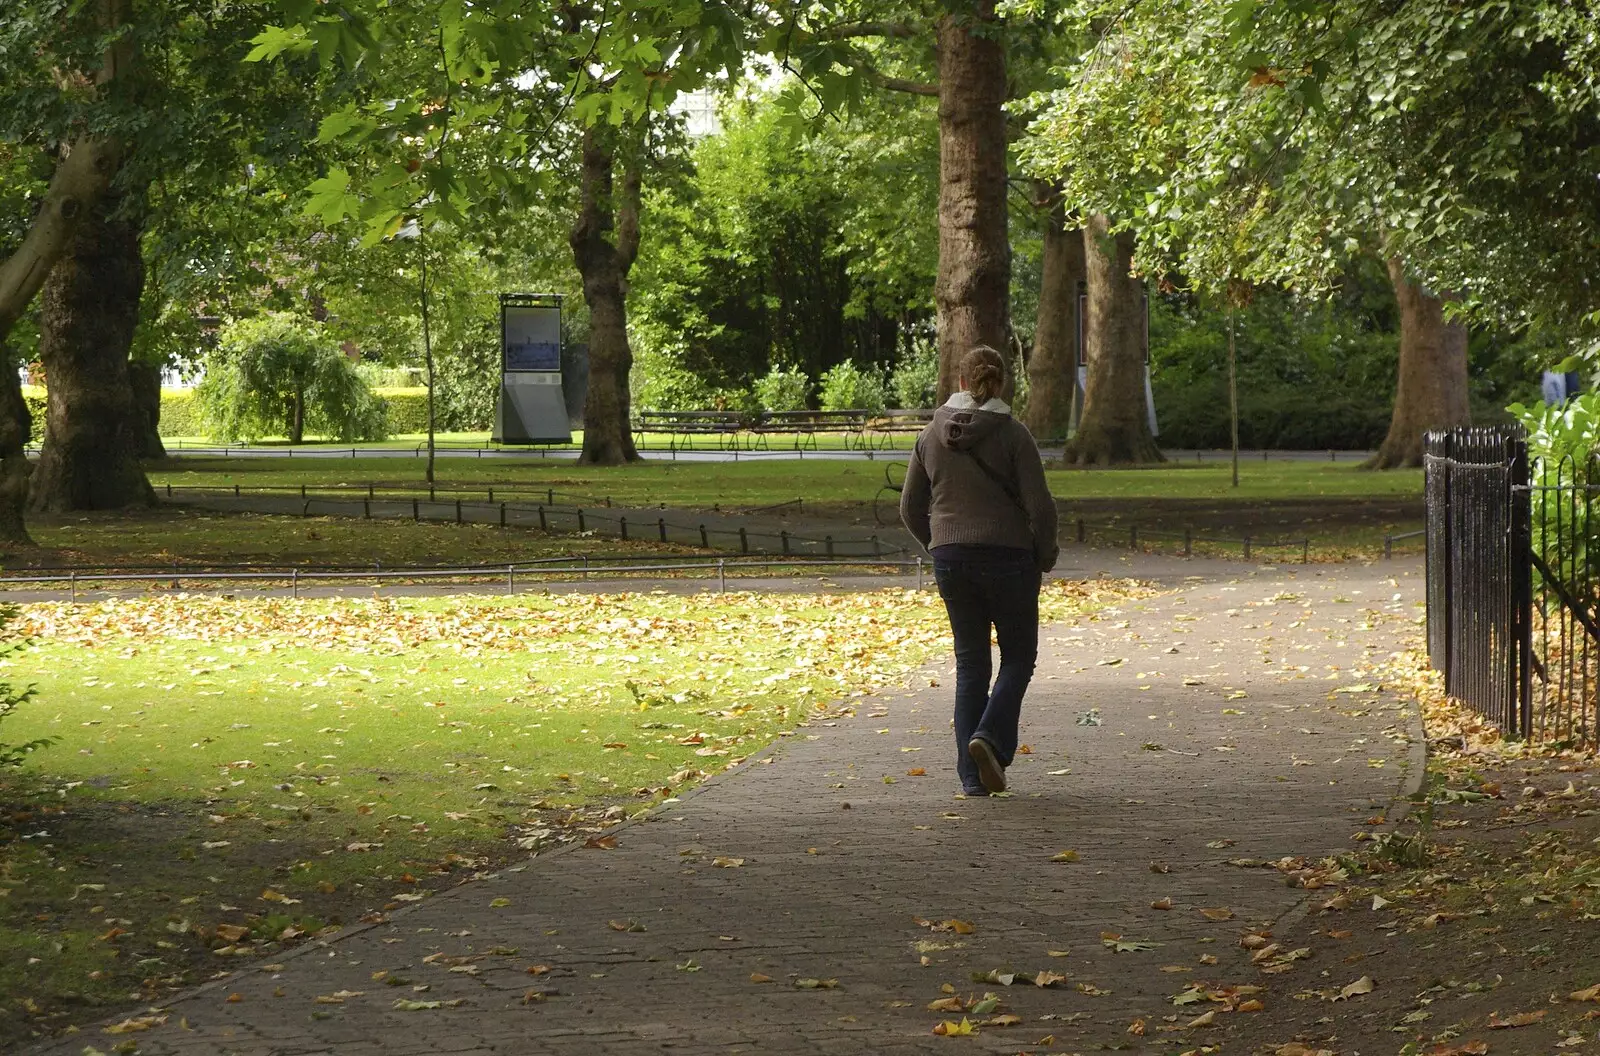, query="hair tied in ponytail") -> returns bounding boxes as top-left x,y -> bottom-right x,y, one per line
958,345 -> 1007,406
